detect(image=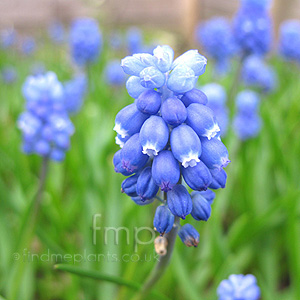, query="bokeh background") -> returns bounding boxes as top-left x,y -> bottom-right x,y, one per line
1,0 -> 300,300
